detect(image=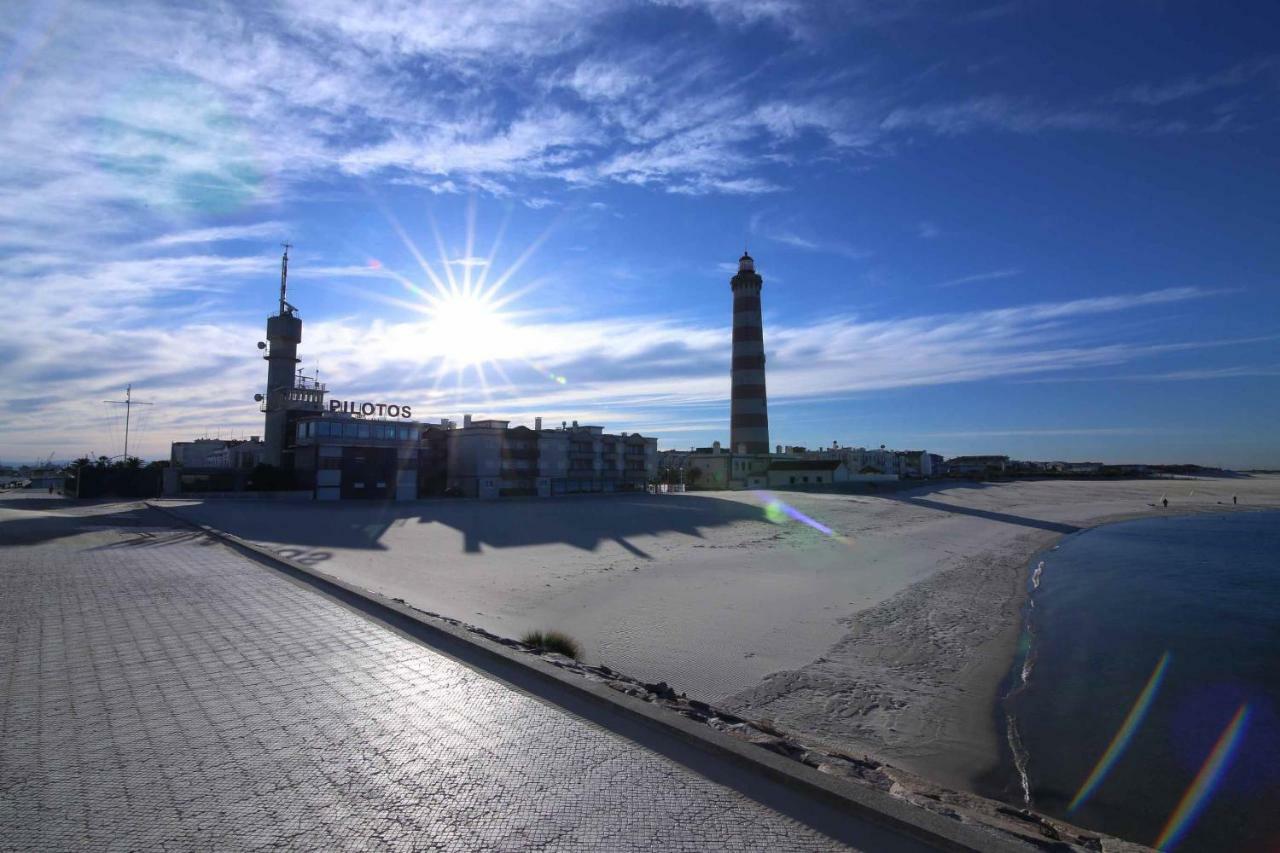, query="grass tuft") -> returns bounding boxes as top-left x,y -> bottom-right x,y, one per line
520,629 -> 582,660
